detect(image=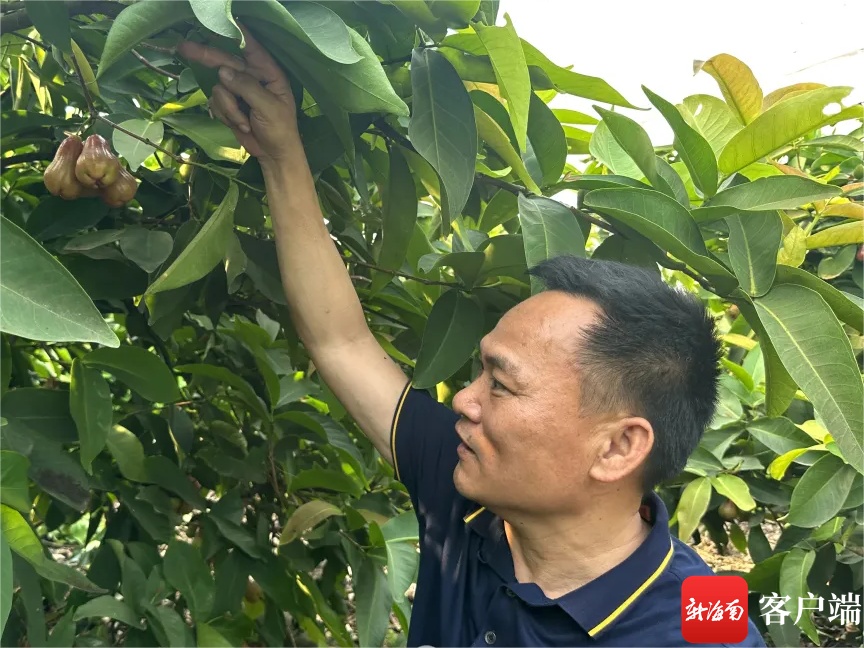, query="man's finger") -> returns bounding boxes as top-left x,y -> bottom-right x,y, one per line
177,40 -> 246,72
211,85 -> 251,134
236,24 -> 288,89
217,67 -> 278,112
